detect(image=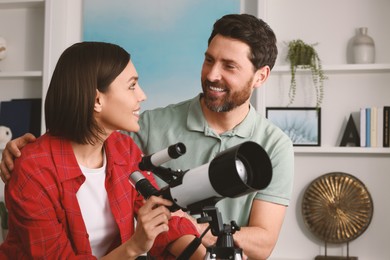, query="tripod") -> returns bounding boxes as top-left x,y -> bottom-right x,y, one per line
177,206 -> 243,260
